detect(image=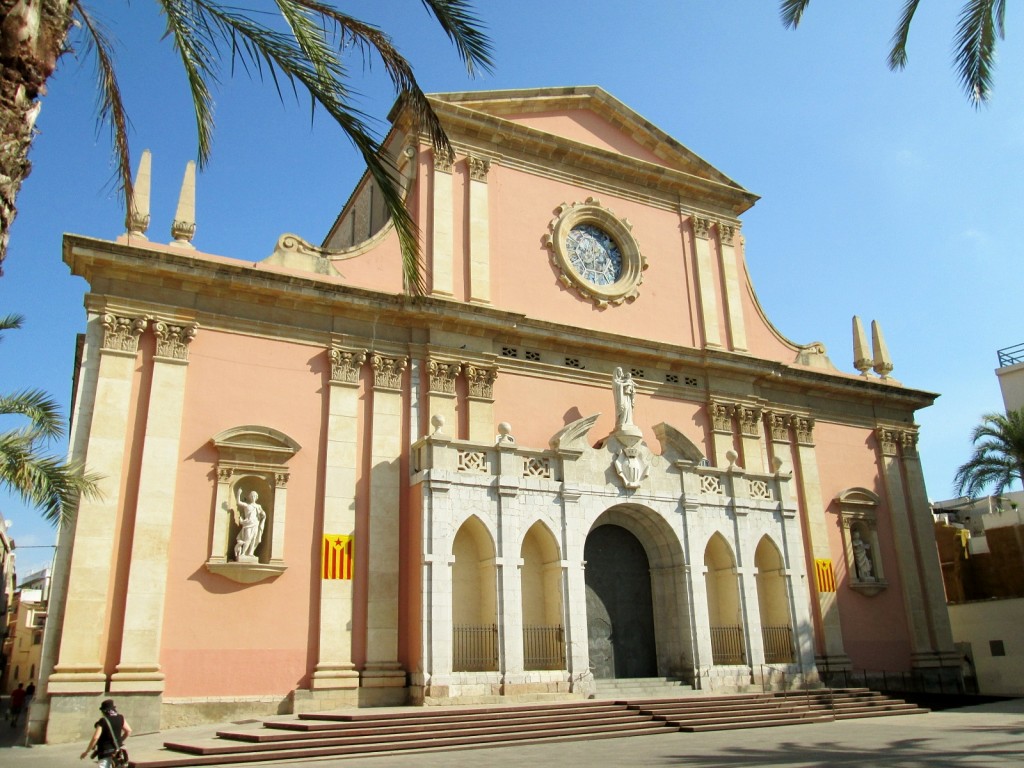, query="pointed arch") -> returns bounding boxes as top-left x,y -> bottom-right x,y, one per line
452,516 -> 498,671
754,535 -> 794,663
704,533 -> 745,665
521,521 -> 565,670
